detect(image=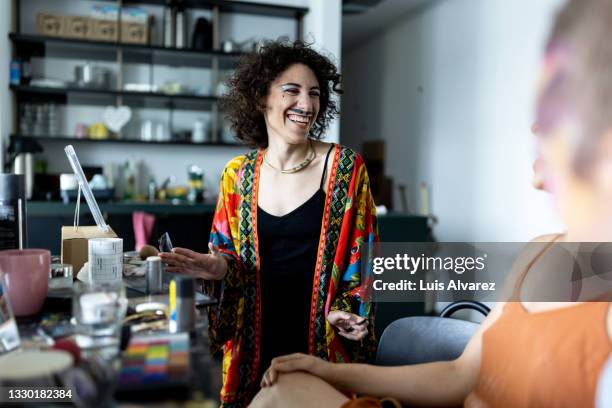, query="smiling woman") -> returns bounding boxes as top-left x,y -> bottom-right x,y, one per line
222,39 -> 341,149
159,39 -> 379,407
